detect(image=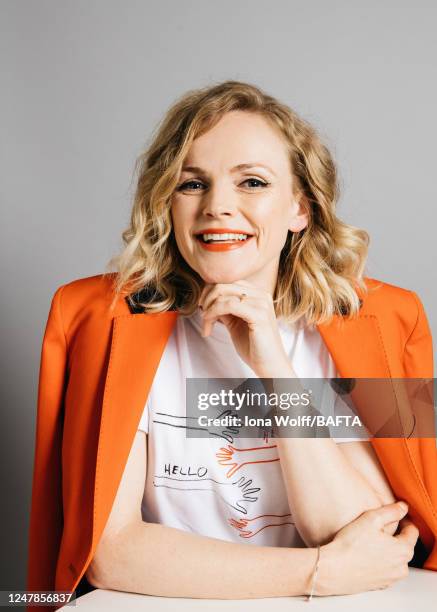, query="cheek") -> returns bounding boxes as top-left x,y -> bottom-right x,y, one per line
255,211 -> 290,246
171,197 -> 197,228
253,205 -> 282,233
170,203 -> 196,256
170,201 -> 187,236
